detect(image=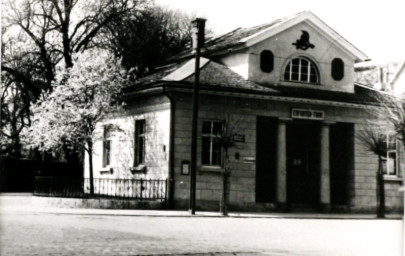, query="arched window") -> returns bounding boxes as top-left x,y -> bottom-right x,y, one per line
331,58 -> 344,81
284,57 -> 319,84
260,50 -> 274,73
